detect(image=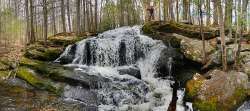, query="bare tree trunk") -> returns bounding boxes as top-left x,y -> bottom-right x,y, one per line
206,0 -> 210,25
176,0 -> 179,22
212,0 -> 218,26
90,1 -> 94,31
86,0 -> 91,32
235,0 -> 249,68
99,0 -> 103,31
169,0 -> 175,21
81,0 -> 86,32
60,0 -> 66,33
94,0 -> 98,32
163,0 -> 169,21
52,0 -> 57,35
29,0 -> 35,43
225,0 -> 233,38
67,0 -> 71,32
242,0 -> 249,30
119,0 -> 124,26
199,0 -> 206,63
83,0 -> 86,32
76,0 -> 81,36
183,0 -> 189,21
159,0 -> 161,22
25,0 -> 30,44
216,0 -> 227,71
42,0 -> 48,46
